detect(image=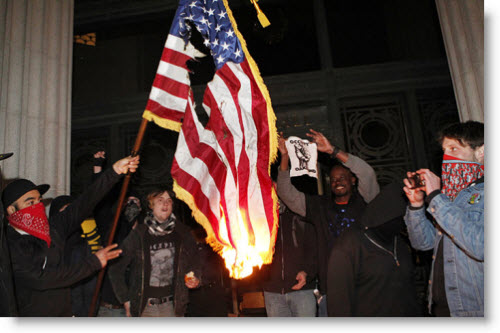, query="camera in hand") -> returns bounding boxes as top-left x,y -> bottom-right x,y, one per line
408,174 -> 425,189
